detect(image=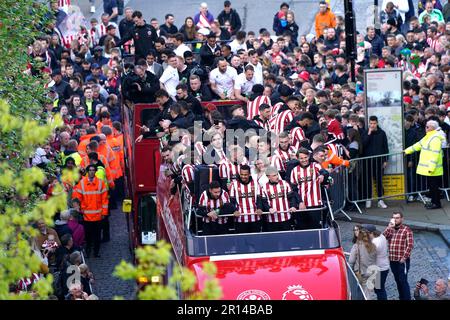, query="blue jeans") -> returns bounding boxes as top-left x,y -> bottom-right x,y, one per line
390,259 -> 411,300
374,269 -> 389,300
